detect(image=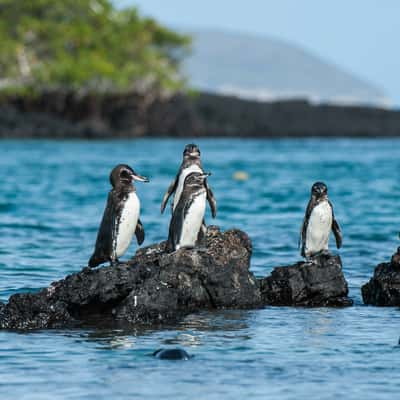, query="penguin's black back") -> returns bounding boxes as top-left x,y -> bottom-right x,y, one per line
167,174 -> 206,251
89,189 -> 130,268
